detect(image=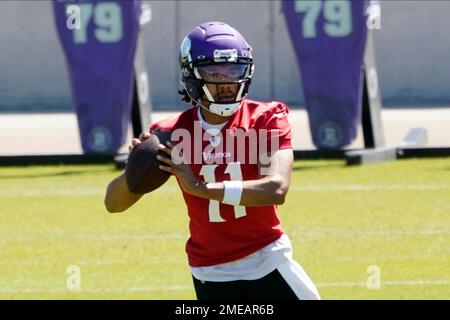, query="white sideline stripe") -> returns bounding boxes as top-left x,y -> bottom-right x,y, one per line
0,233 -> 185,242
291,184 -> 449,192
0,285 -> 192,294
289,227 -> 450,240
0,260 -> 187,266
1,226 -> 447,243
316,280 -> 450,288
1,280 -> 449,294
329,254 -> 448,262
1,184 -> 447,197
0,185 -> 182,197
